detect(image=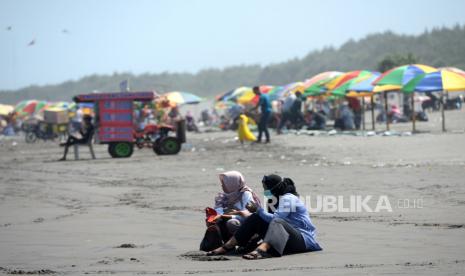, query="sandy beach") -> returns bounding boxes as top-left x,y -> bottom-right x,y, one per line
1,109 -> 465,275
